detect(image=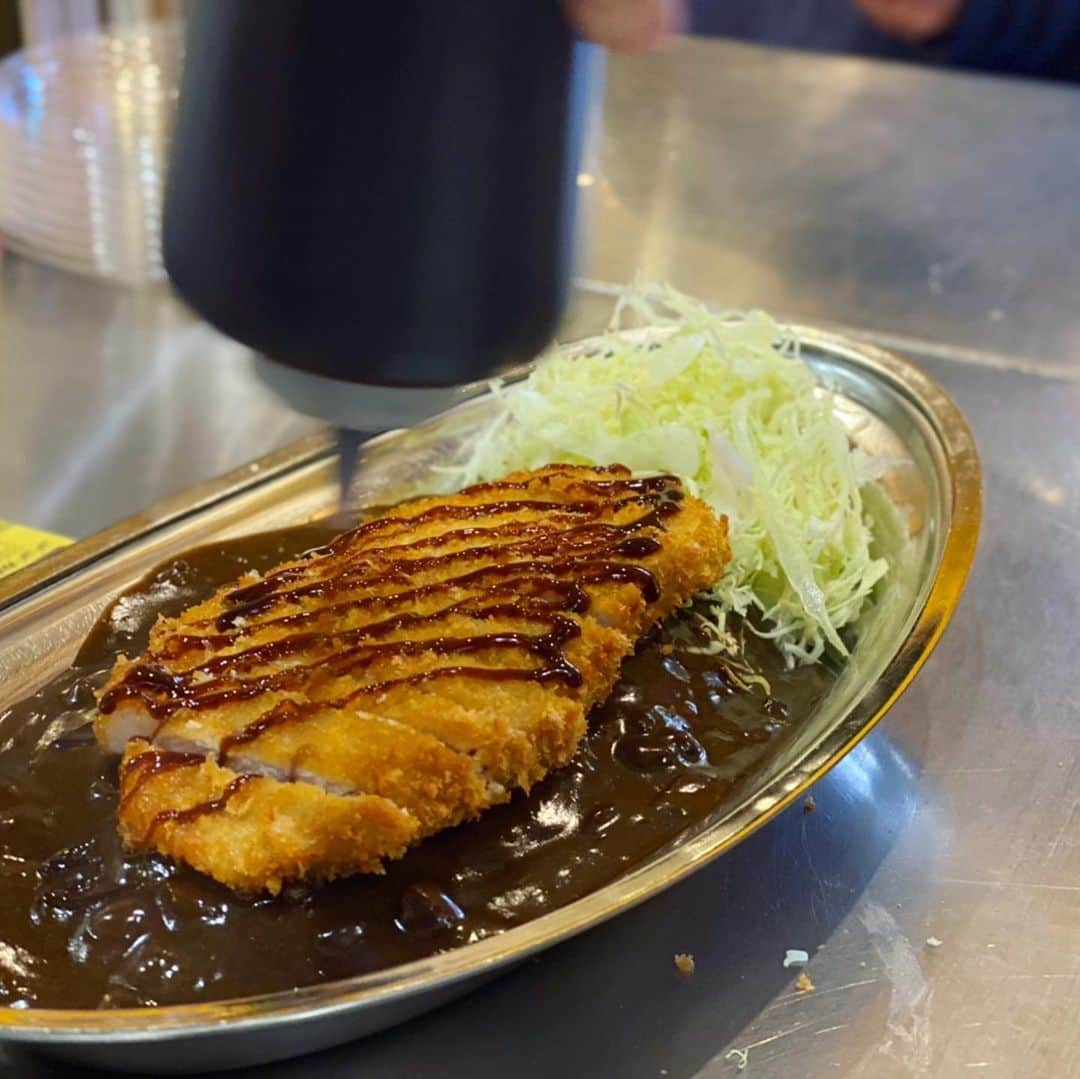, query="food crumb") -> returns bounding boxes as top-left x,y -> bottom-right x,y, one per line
803,795 -> 816,814
925,936 -> 943,949
725,1047 -> 749,1071
674,952 -> 695,975
795,970 -> 815,992
783,948 -> 809,968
